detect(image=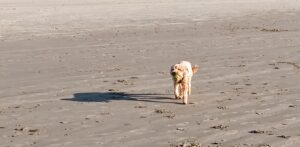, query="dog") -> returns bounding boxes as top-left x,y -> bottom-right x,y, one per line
170,61 -> 199,104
